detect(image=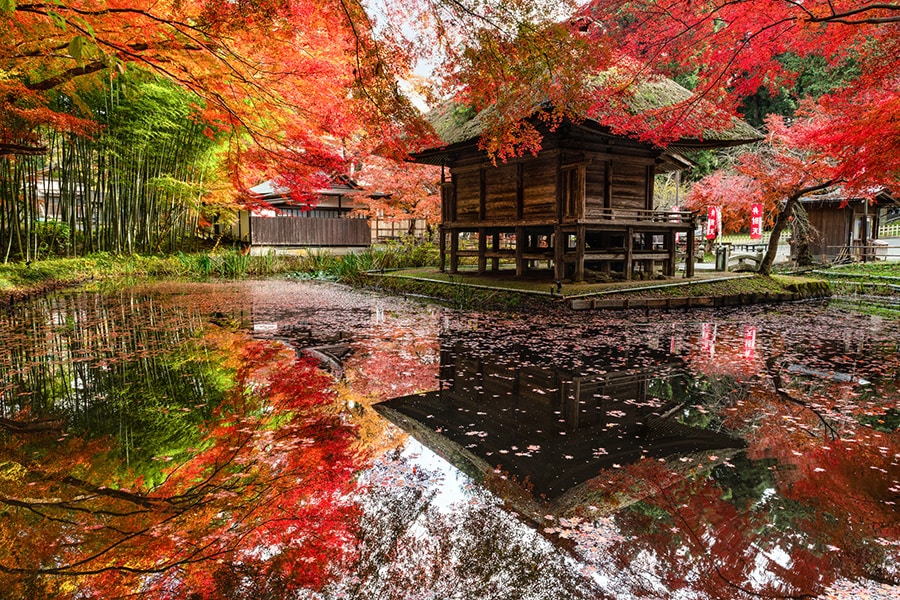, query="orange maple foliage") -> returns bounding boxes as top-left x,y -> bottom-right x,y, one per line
0,0 -> 432,195
0,334 -> 363,598
352,155 -> 442,225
